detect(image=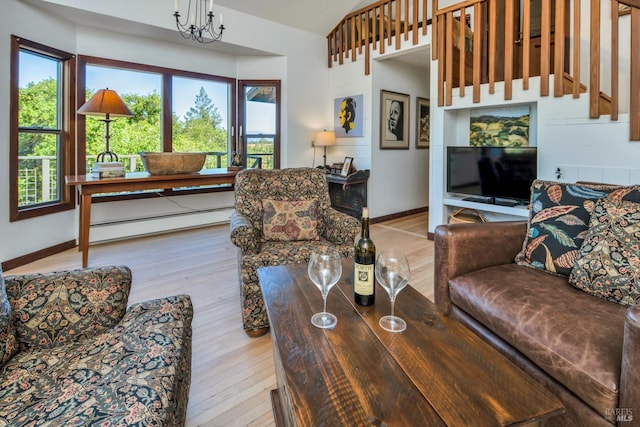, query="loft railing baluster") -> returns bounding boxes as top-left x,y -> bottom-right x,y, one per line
590,0 -> 601,118
611,0 -> 620,120
630,6 -> 640,140
505,0 -> 514,100
522,0 -> 531,90
553,0 -> 566,97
